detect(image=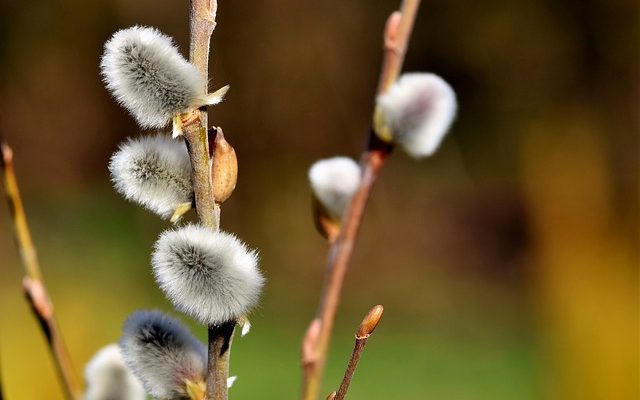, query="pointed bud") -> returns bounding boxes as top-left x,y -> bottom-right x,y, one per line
84,344 -> 146,400
109,134 -> 193,219
101,26 -> 209,128
375,73 -> 457,158
227,376 -> 238,388
356,305 -> 384,339
120,310 -> 207,399
309,157 -> 361,223
209,128 -> 238,204
152,224 -> 265,325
